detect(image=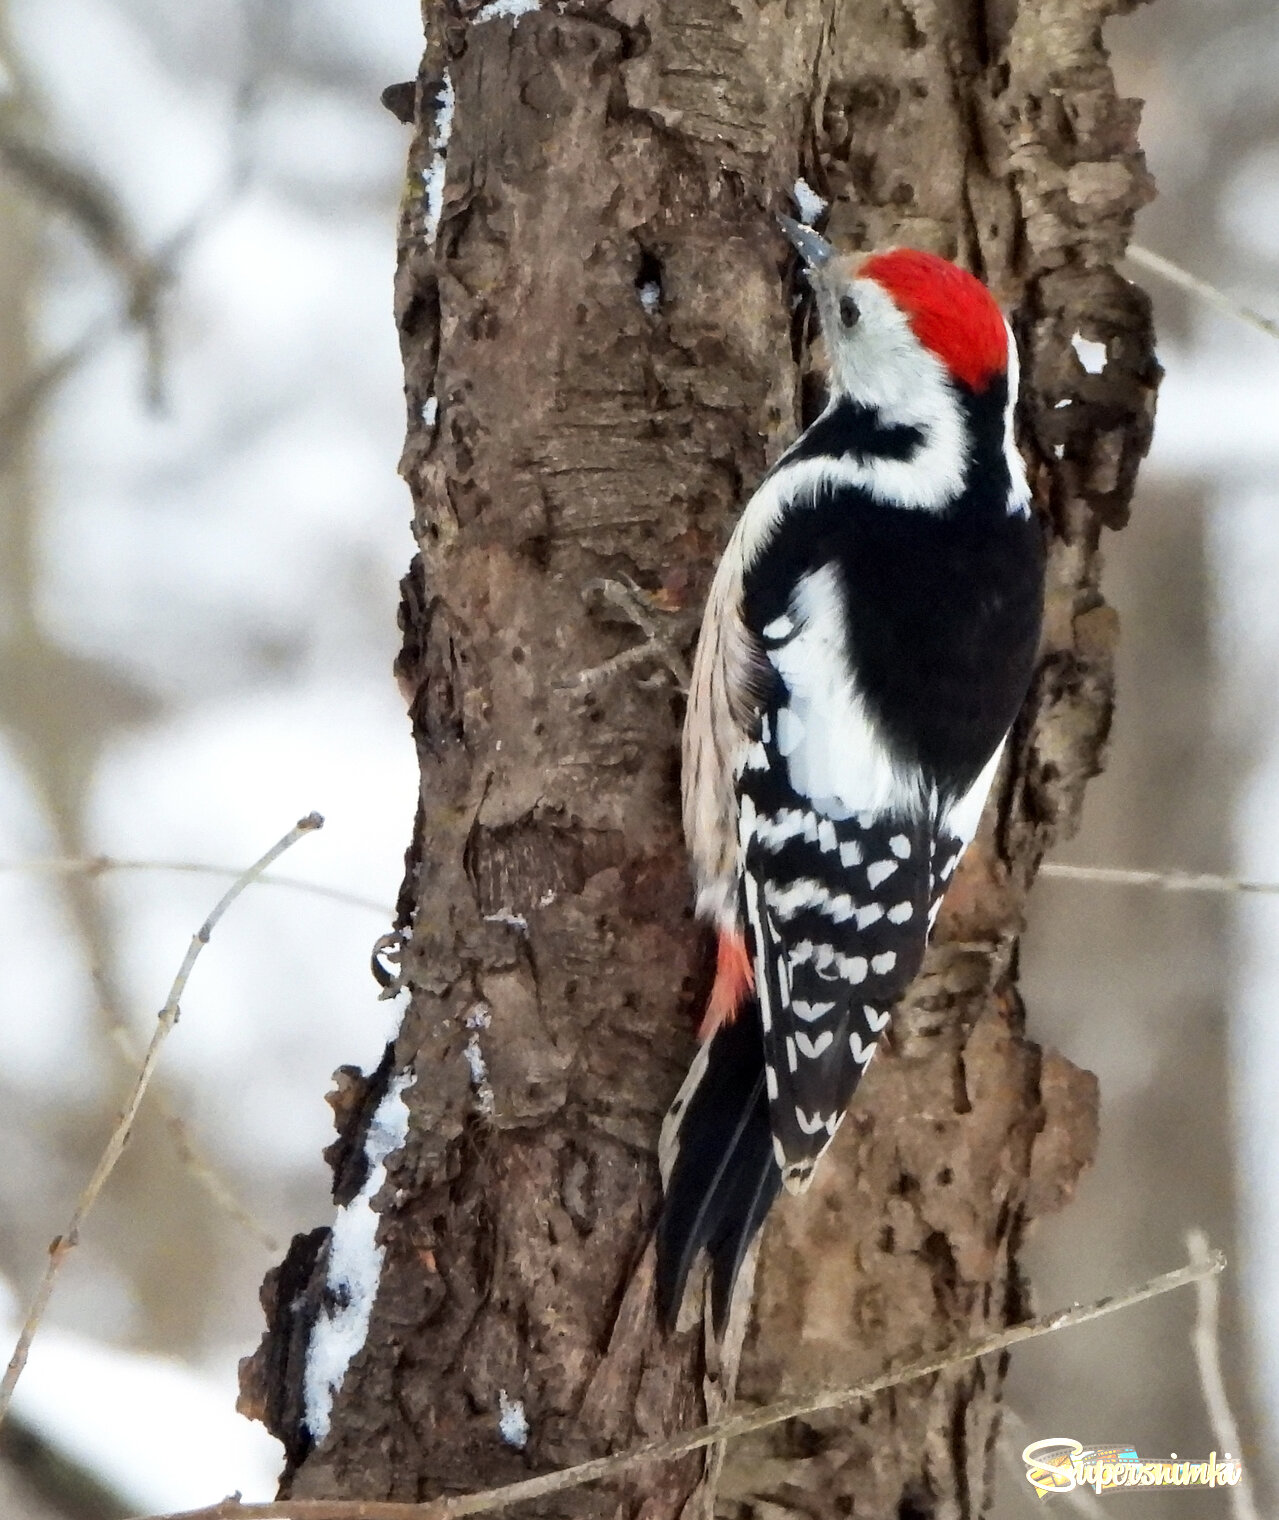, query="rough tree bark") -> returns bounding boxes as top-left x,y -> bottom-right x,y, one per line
240,1 -> 1158,1516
